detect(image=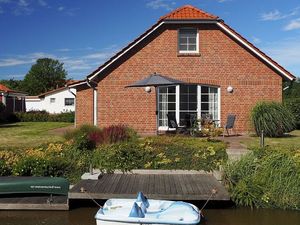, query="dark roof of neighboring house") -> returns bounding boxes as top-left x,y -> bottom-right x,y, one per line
38,86 -> 67,98
69,5 -> 295,87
